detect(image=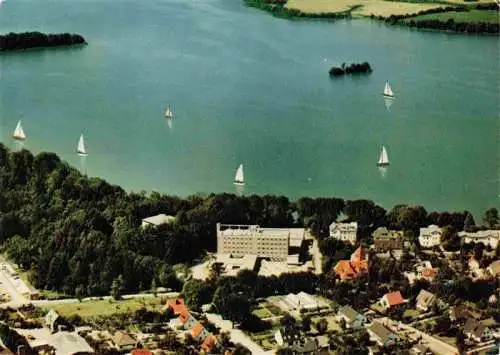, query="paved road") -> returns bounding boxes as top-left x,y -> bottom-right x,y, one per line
379,318 -> 458,355
308,232 -> 323,275
0,261 -> 27,304
2,292 -> 181,309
